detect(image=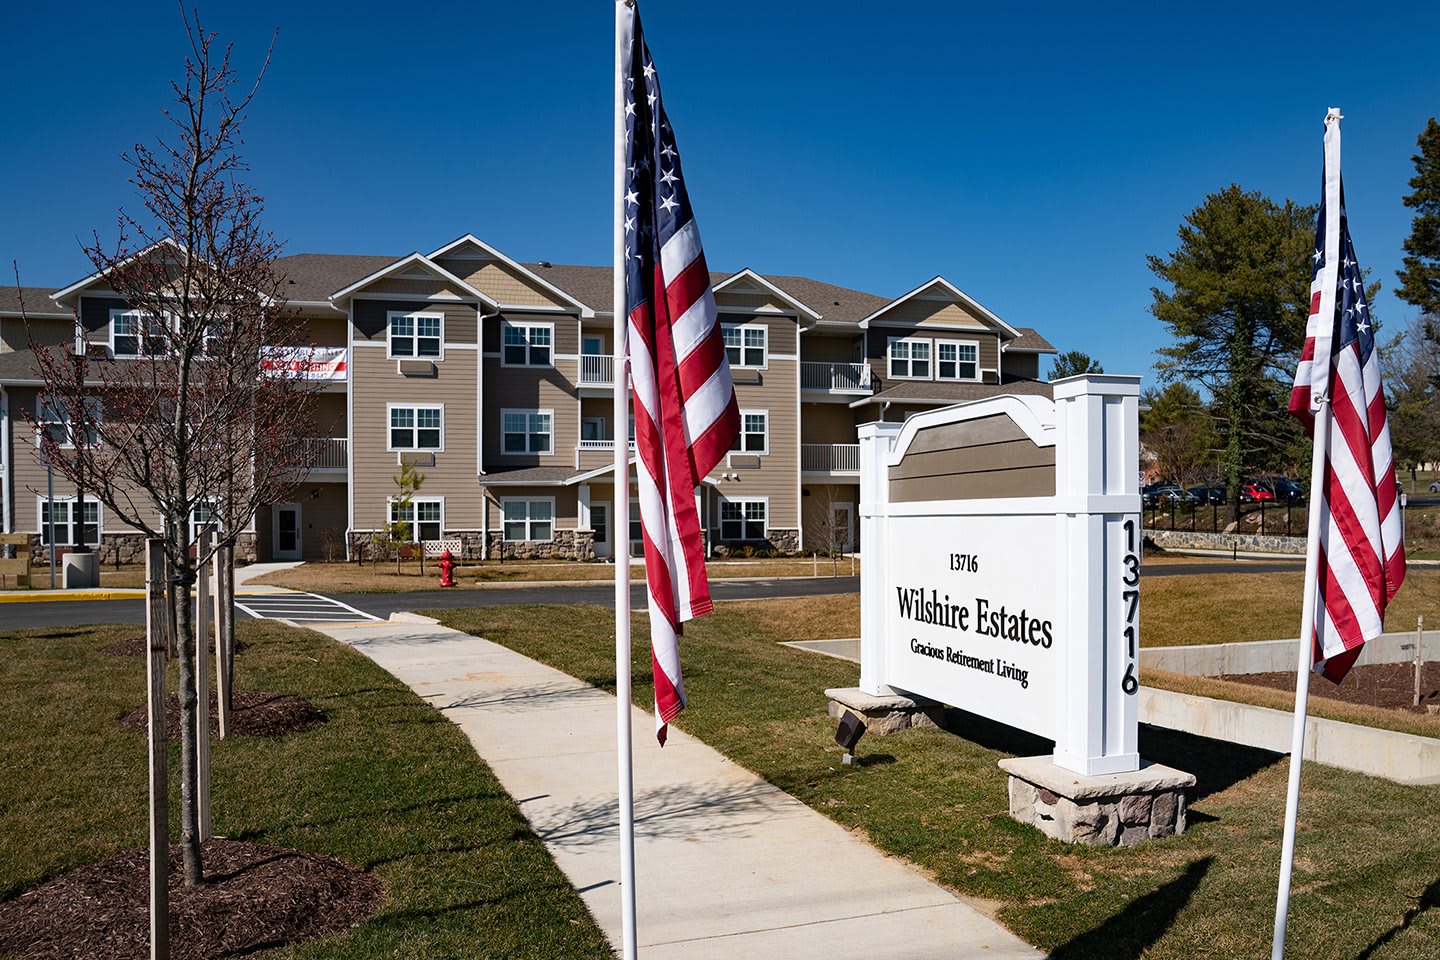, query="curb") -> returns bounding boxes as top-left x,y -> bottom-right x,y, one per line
0,589 -> 146,603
